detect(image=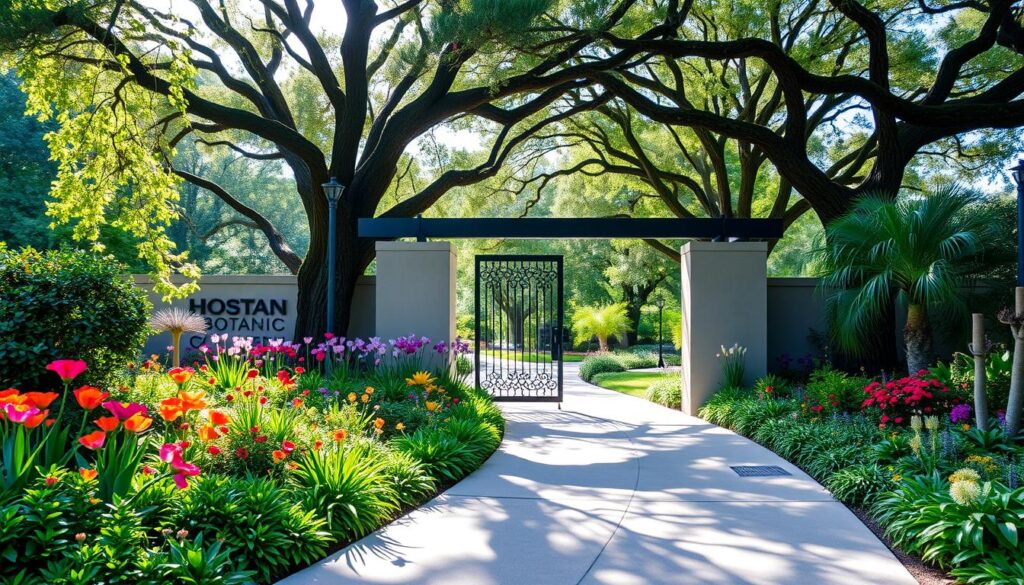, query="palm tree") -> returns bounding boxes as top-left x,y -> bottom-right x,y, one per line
819,187 -> 997,375
572,303 -> 631,352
